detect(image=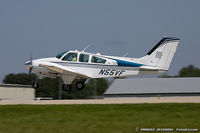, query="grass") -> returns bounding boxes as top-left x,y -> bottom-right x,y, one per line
0,104 -> 199,133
